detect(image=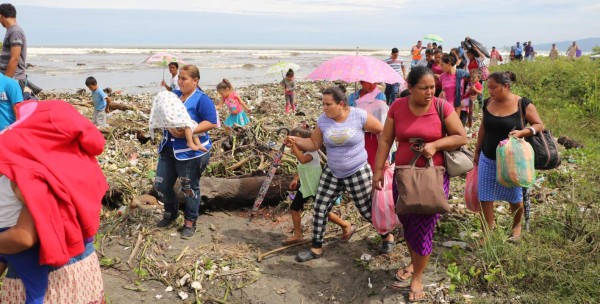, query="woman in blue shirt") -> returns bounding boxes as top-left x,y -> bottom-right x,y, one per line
155,65 -> 218,239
